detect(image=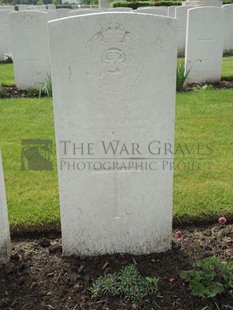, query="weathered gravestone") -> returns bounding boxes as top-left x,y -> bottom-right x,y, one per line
47,4 -> 56,10
182,0 -> 222,6
0,152 -> 11,262
9,11 -> 50,90
0,10 -> 13,61
99,0 -> 112,8
175,6 -> 192,55
49,12 -> 177,256
136,7 -> 168,16
55,8 -> 70,18
68,9 -> 101,16
47,10 -> 57,21
168,6 -> 178,17
0,5 -> 15,10
108,7 -> 132,11
222,4 -> 233,51
185,7 -> 224,83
